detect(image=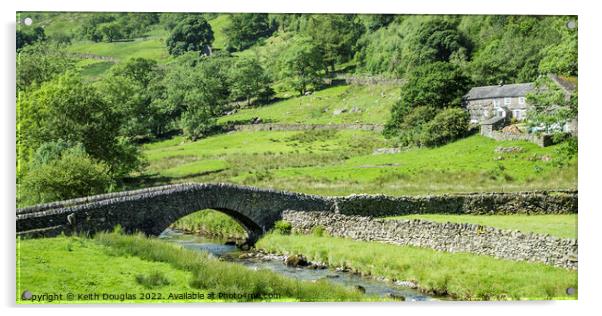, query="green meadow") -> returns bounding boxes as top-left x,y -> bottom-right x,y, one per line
384,214 -> 577,239
139,131 -> 577,196
17,233 -> 367,304
257,233 -> 577,300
